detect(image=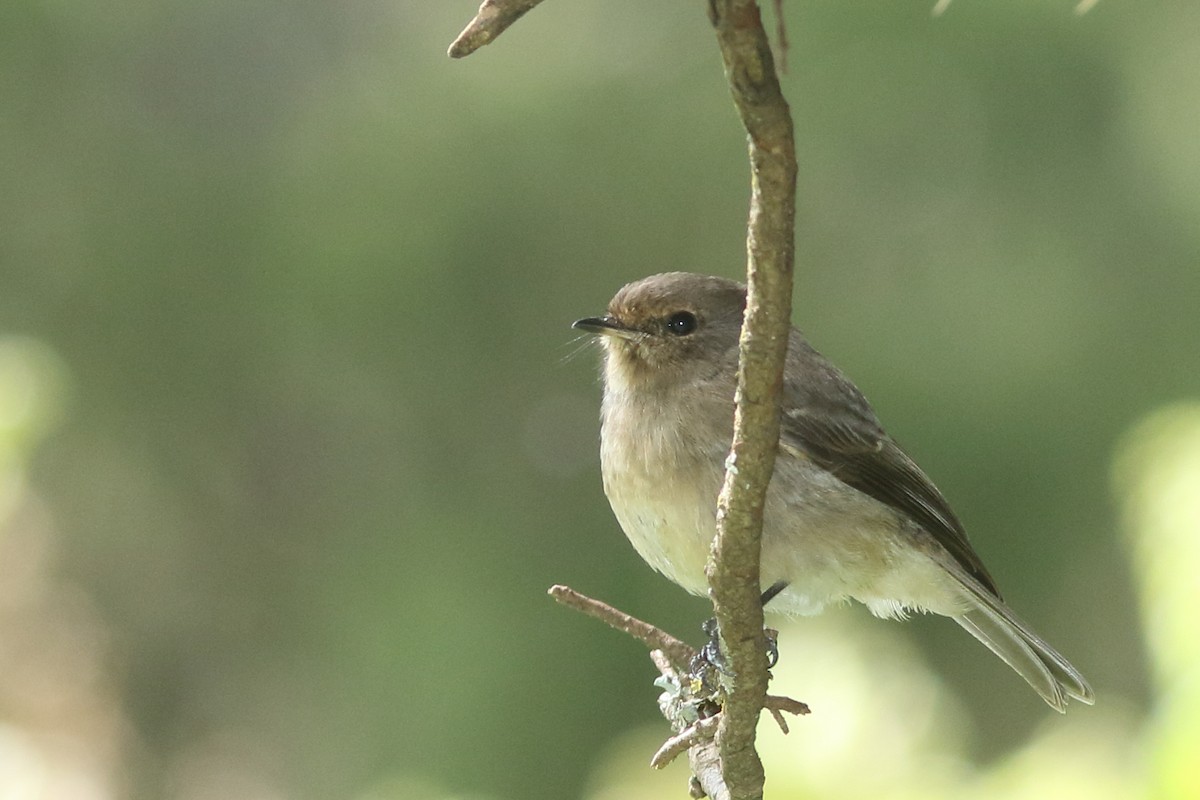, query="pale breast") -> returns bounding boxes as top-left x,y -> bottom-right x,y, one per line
598,390 -> 725,595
